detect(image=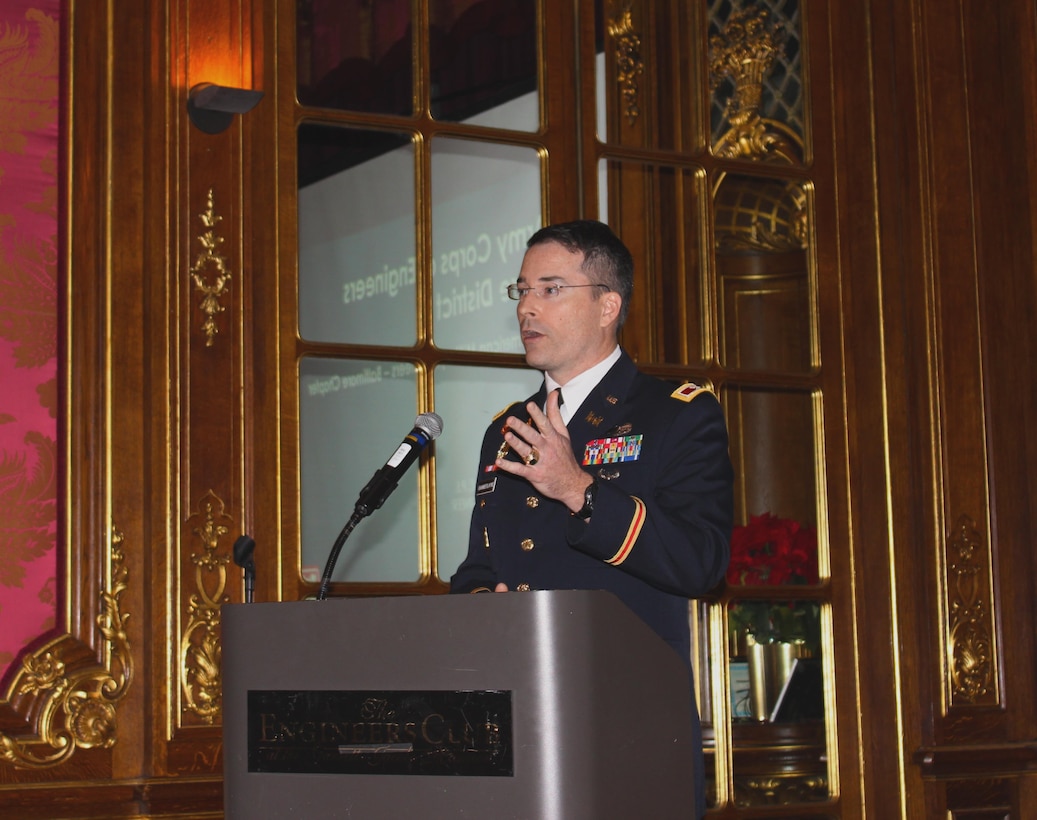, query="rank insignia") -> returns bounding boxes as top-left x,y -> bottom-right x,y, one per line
671,382 -> 710,402
582,434 -> 643,465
